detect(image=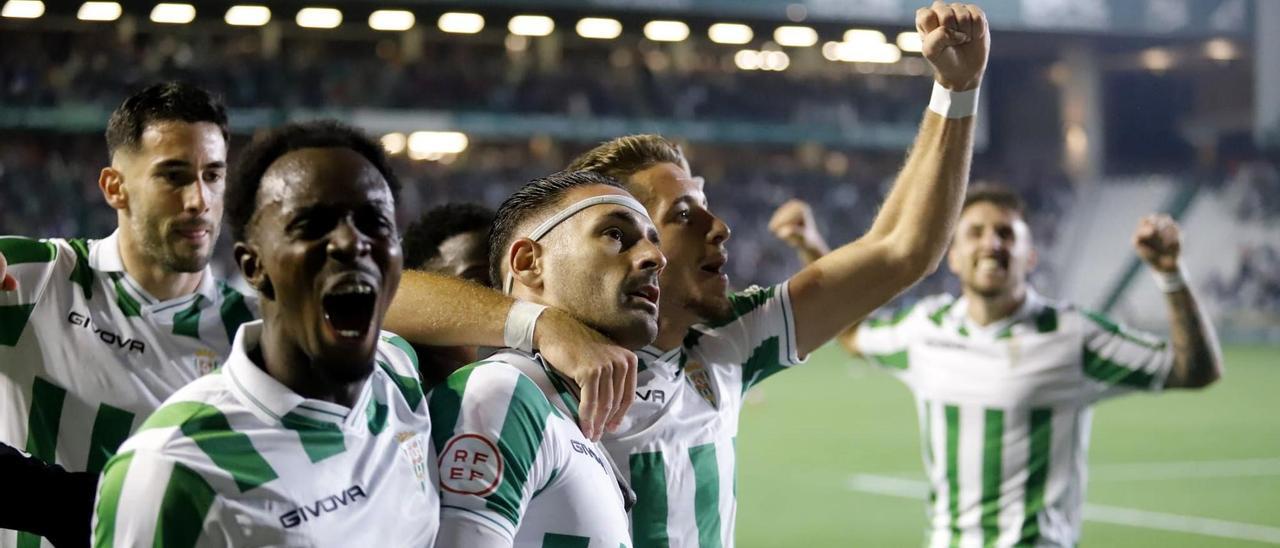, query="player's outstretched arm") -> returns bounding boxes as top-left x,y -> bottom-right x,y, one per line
787,2 -> 989,356
385,270 -> 637,440
1132,215 -> 1223,389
